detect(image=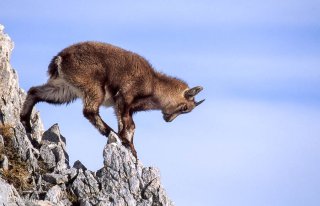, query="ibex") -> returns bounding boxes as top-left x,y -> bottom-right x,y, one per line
20,42 -> 204,158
